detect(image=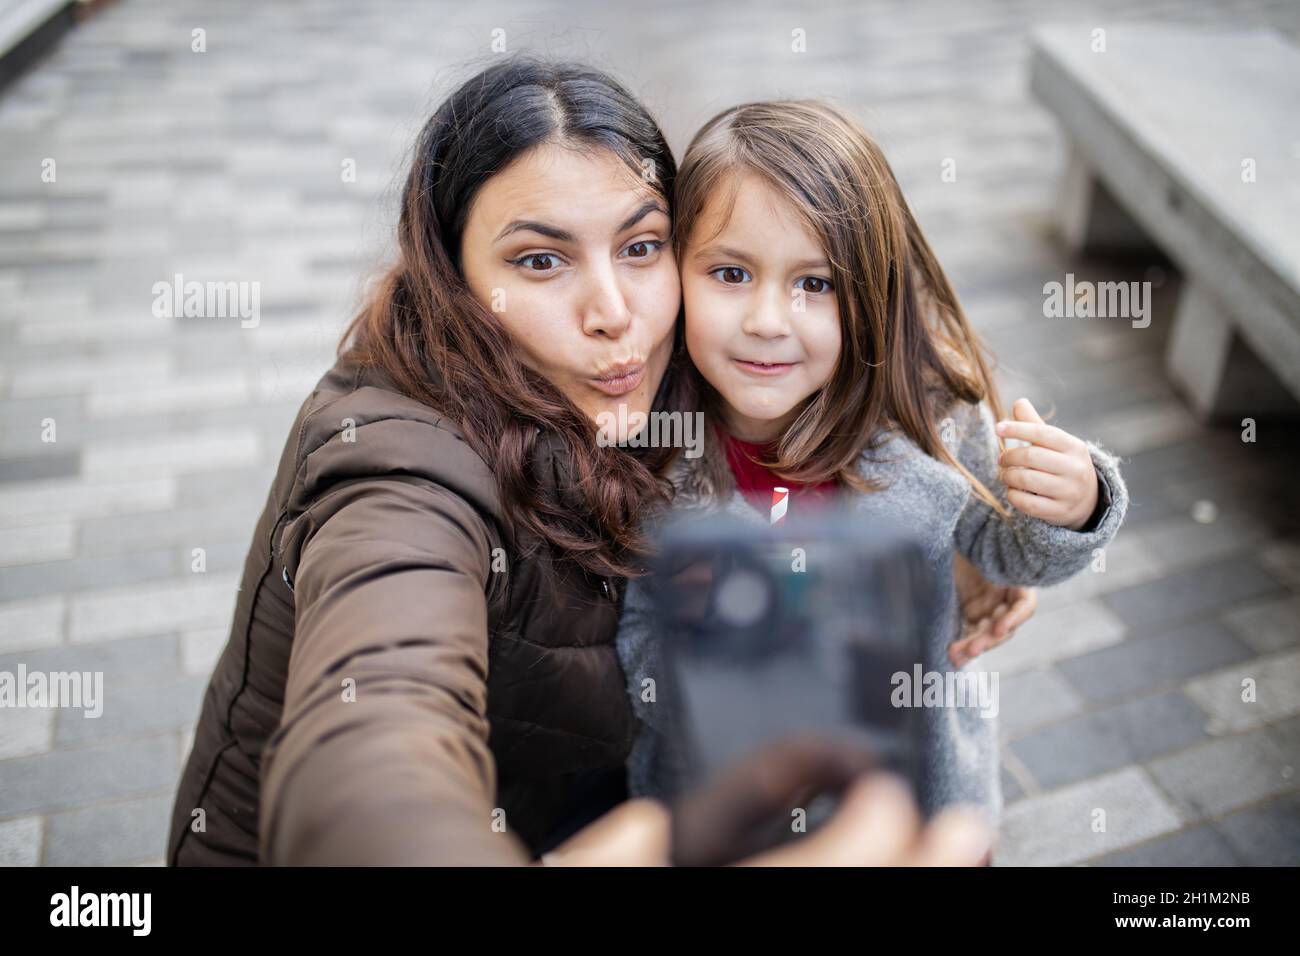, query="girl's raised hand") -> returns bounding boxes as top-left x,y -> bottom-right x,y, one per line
995,398 -> 1099,531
